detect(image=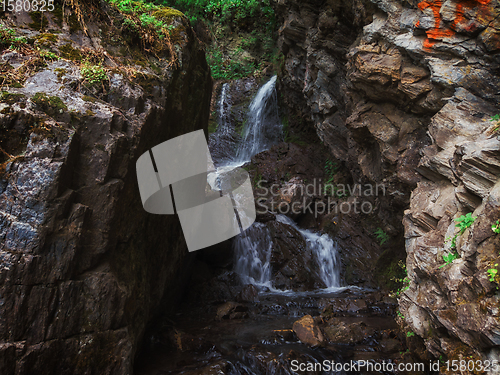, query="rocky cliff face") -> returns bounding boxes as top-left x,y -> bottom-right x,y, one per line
0,2 -> 211,373
276,0 -> 500,365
